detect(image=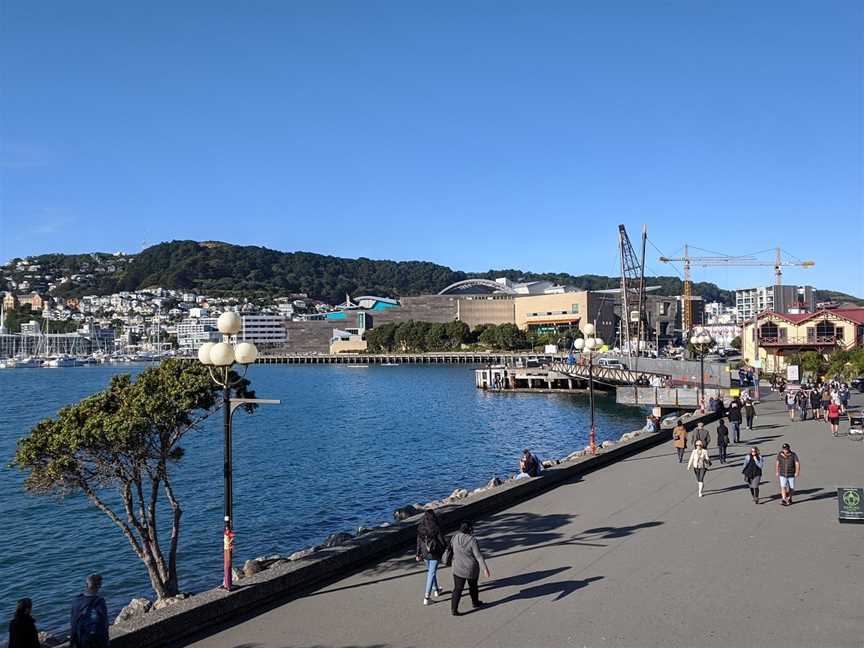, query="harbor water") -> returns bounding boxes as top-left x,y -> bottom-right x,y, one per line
0,364 -> 646,636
